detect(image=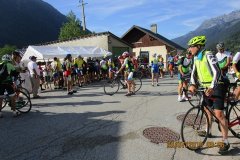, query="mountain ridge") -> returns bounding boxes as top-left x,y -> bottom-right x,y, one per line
0,0 -> 67,48
172,10 -> 240,51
